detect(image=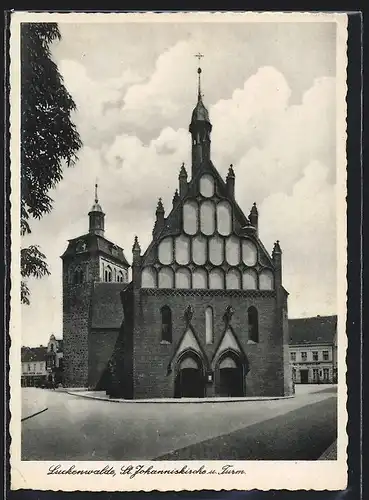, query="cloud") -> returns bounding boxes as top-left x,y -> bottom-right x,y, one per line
210,68 -> 336,203
59,59 -> 144,147
259,161 -> 336,318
